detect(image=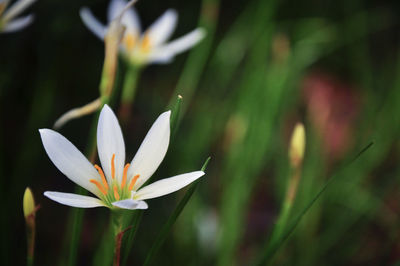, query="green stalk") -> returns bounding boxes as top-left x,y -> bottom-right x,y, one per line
121,211 -> 143,266
265,166 -> 301,253
111,211 -> 125,266
119,64 -> 142,125
25,214 -> 36,266
253,142 -> 374,265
